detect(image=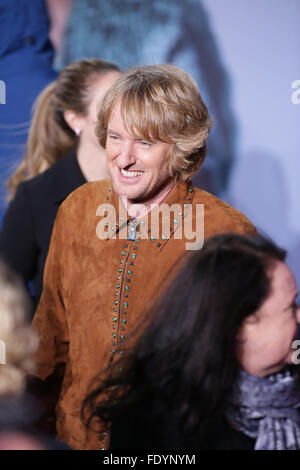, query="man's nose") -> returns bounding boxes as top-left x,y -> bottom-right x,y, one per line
118,140 -> 136,167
